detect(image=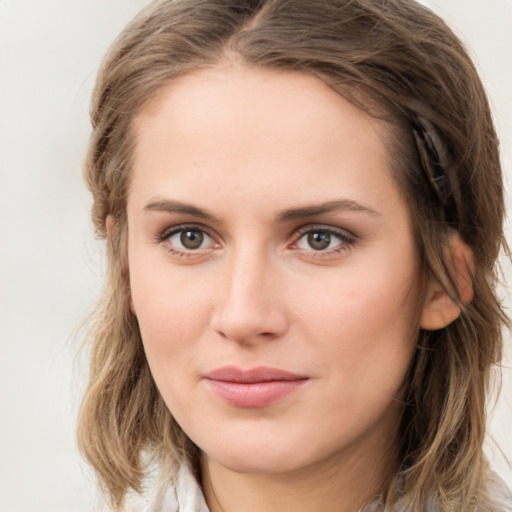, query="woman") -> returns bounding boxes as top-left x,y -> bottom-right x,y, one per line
77,0 -> 512,510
